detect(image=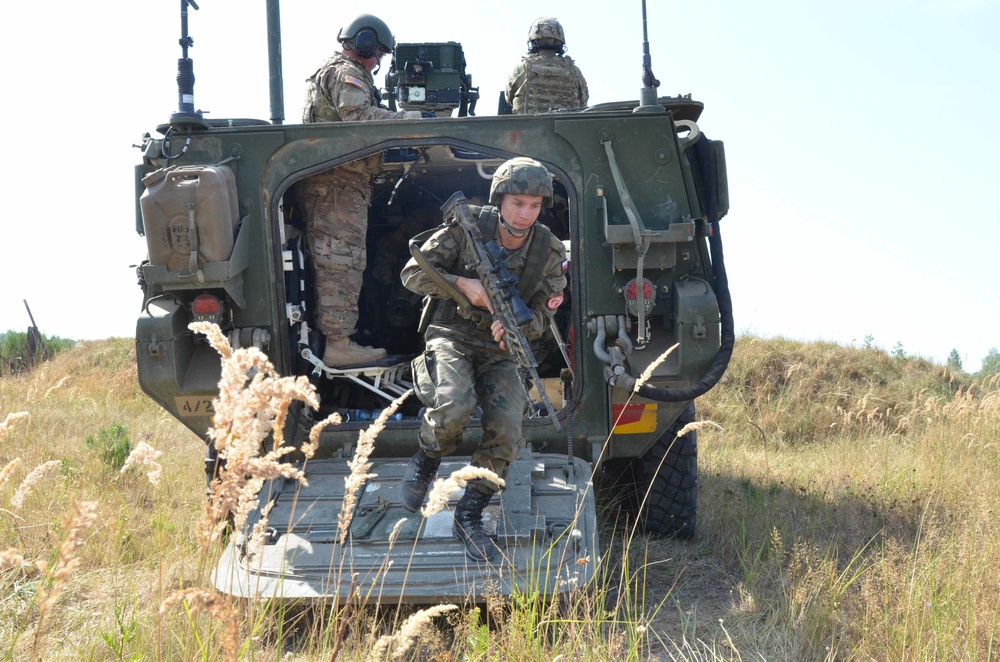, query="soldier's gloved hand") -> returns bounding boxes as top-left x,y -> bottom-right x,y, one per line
403,110 -> 423,119
420,111 -> 437,118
